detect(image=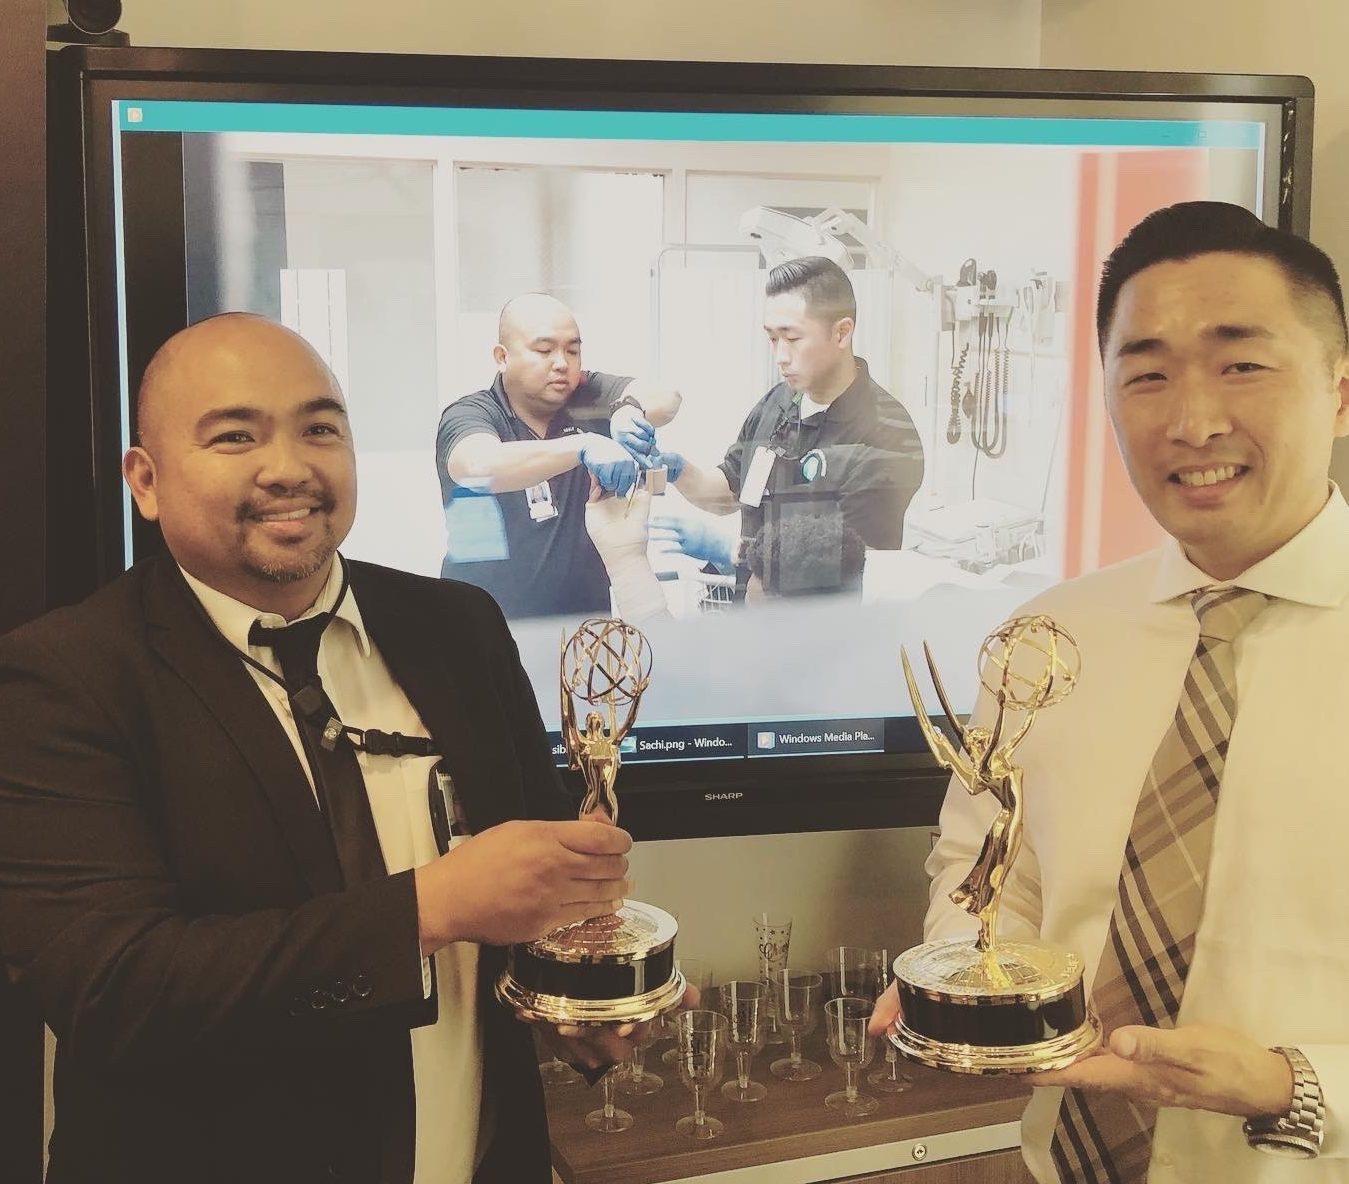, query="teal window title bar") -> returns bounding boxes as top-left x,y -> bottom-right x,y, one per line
115,100 -> 1264,150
